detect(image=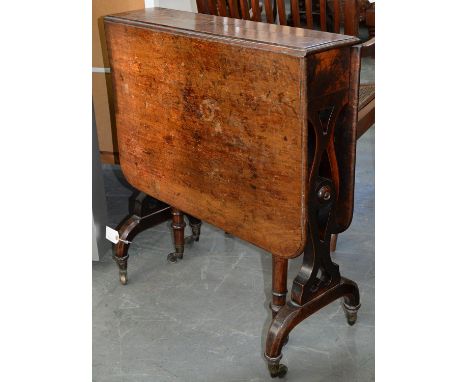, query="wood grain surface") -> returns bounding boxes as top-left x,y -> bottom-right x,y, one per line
106,21 -> 308,258
104,8 -> 359,258
105,7 -> 358,57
